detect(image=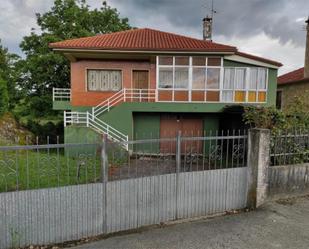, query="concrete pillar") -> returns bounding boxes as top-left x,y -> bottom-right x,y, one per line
247,128 -> 270,209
